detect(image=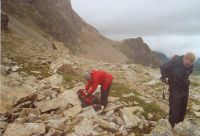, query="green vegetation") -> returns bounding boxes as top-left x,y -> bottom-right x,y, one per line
22,61 -> 51,78
191,81 -> 200,87
110,82 -> 167,135
63,73 -> 75,82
